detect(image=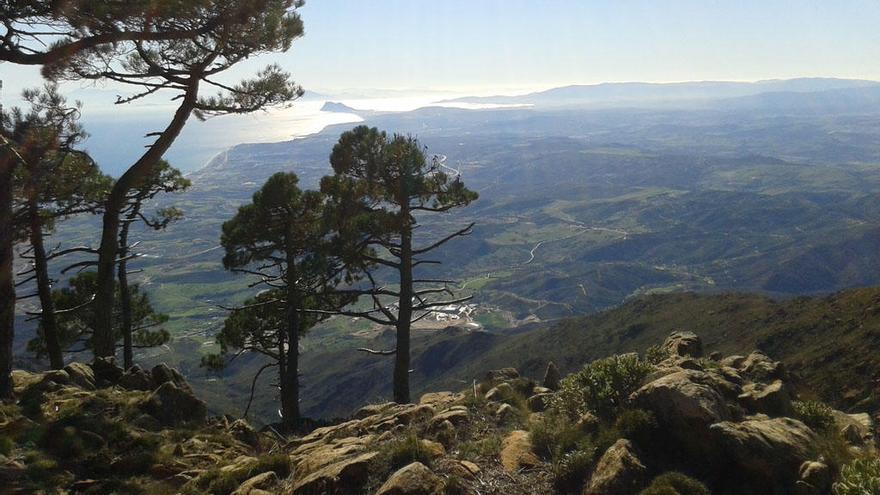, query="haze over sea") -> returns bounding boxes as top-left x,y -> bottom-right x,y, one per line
76,93 -> 527,177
